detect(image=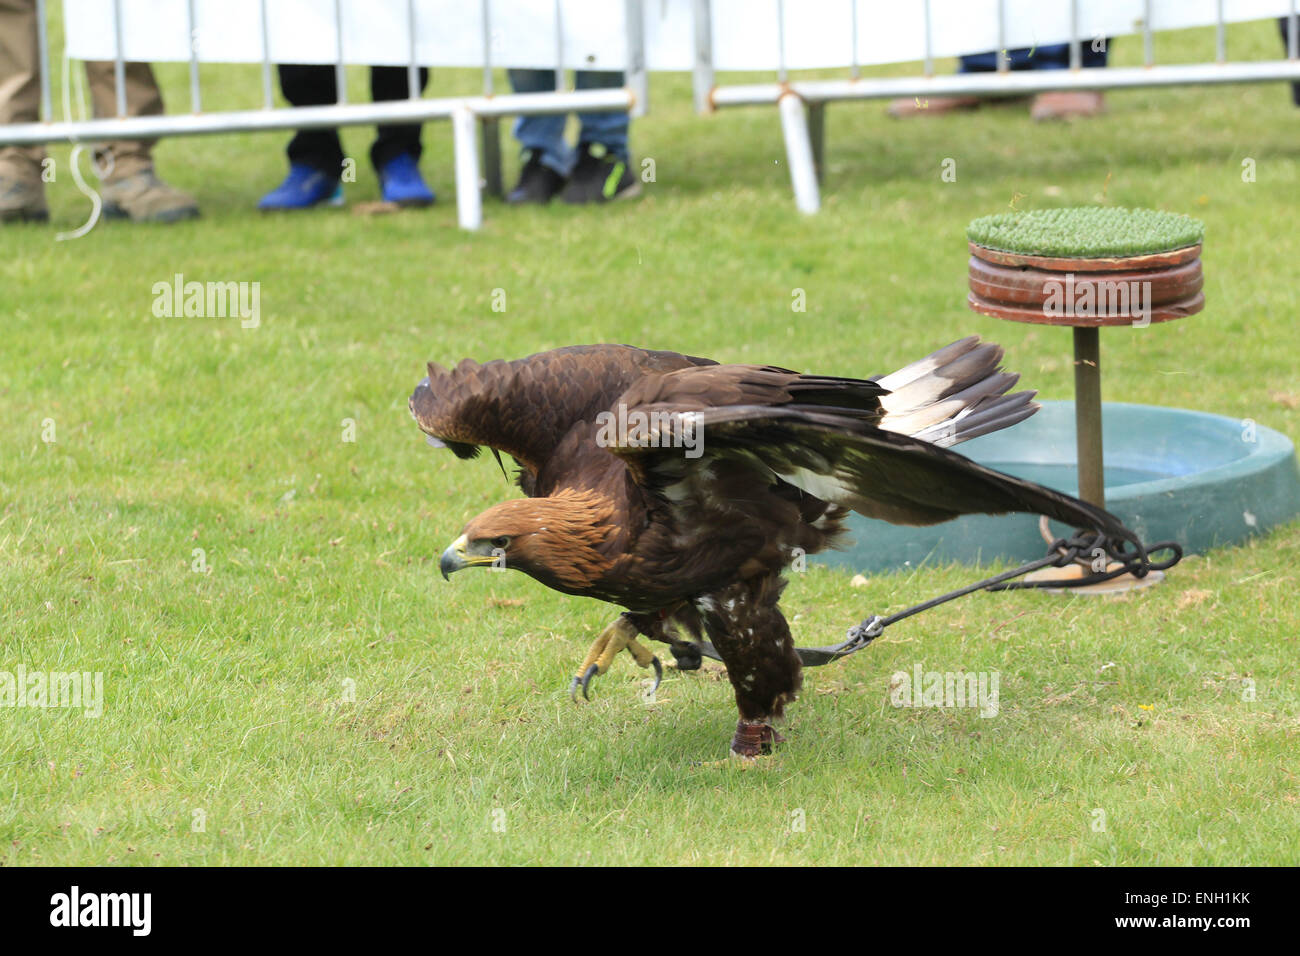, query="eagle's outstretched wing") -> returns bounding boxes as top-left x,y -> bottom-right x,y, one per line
408,344 -> 715,488
604,338 -> 1128,541
612,336 -> 1032,448
614,404 -> 1127,538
